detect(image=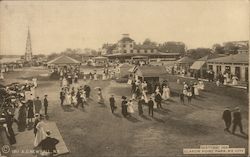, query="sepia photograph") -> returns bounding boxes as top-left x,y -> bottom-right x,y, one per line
0,0 -> 249,157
